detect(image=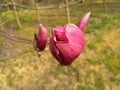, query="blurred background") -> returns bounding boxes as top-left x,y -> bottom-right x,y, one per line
0,0 -> 120,90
